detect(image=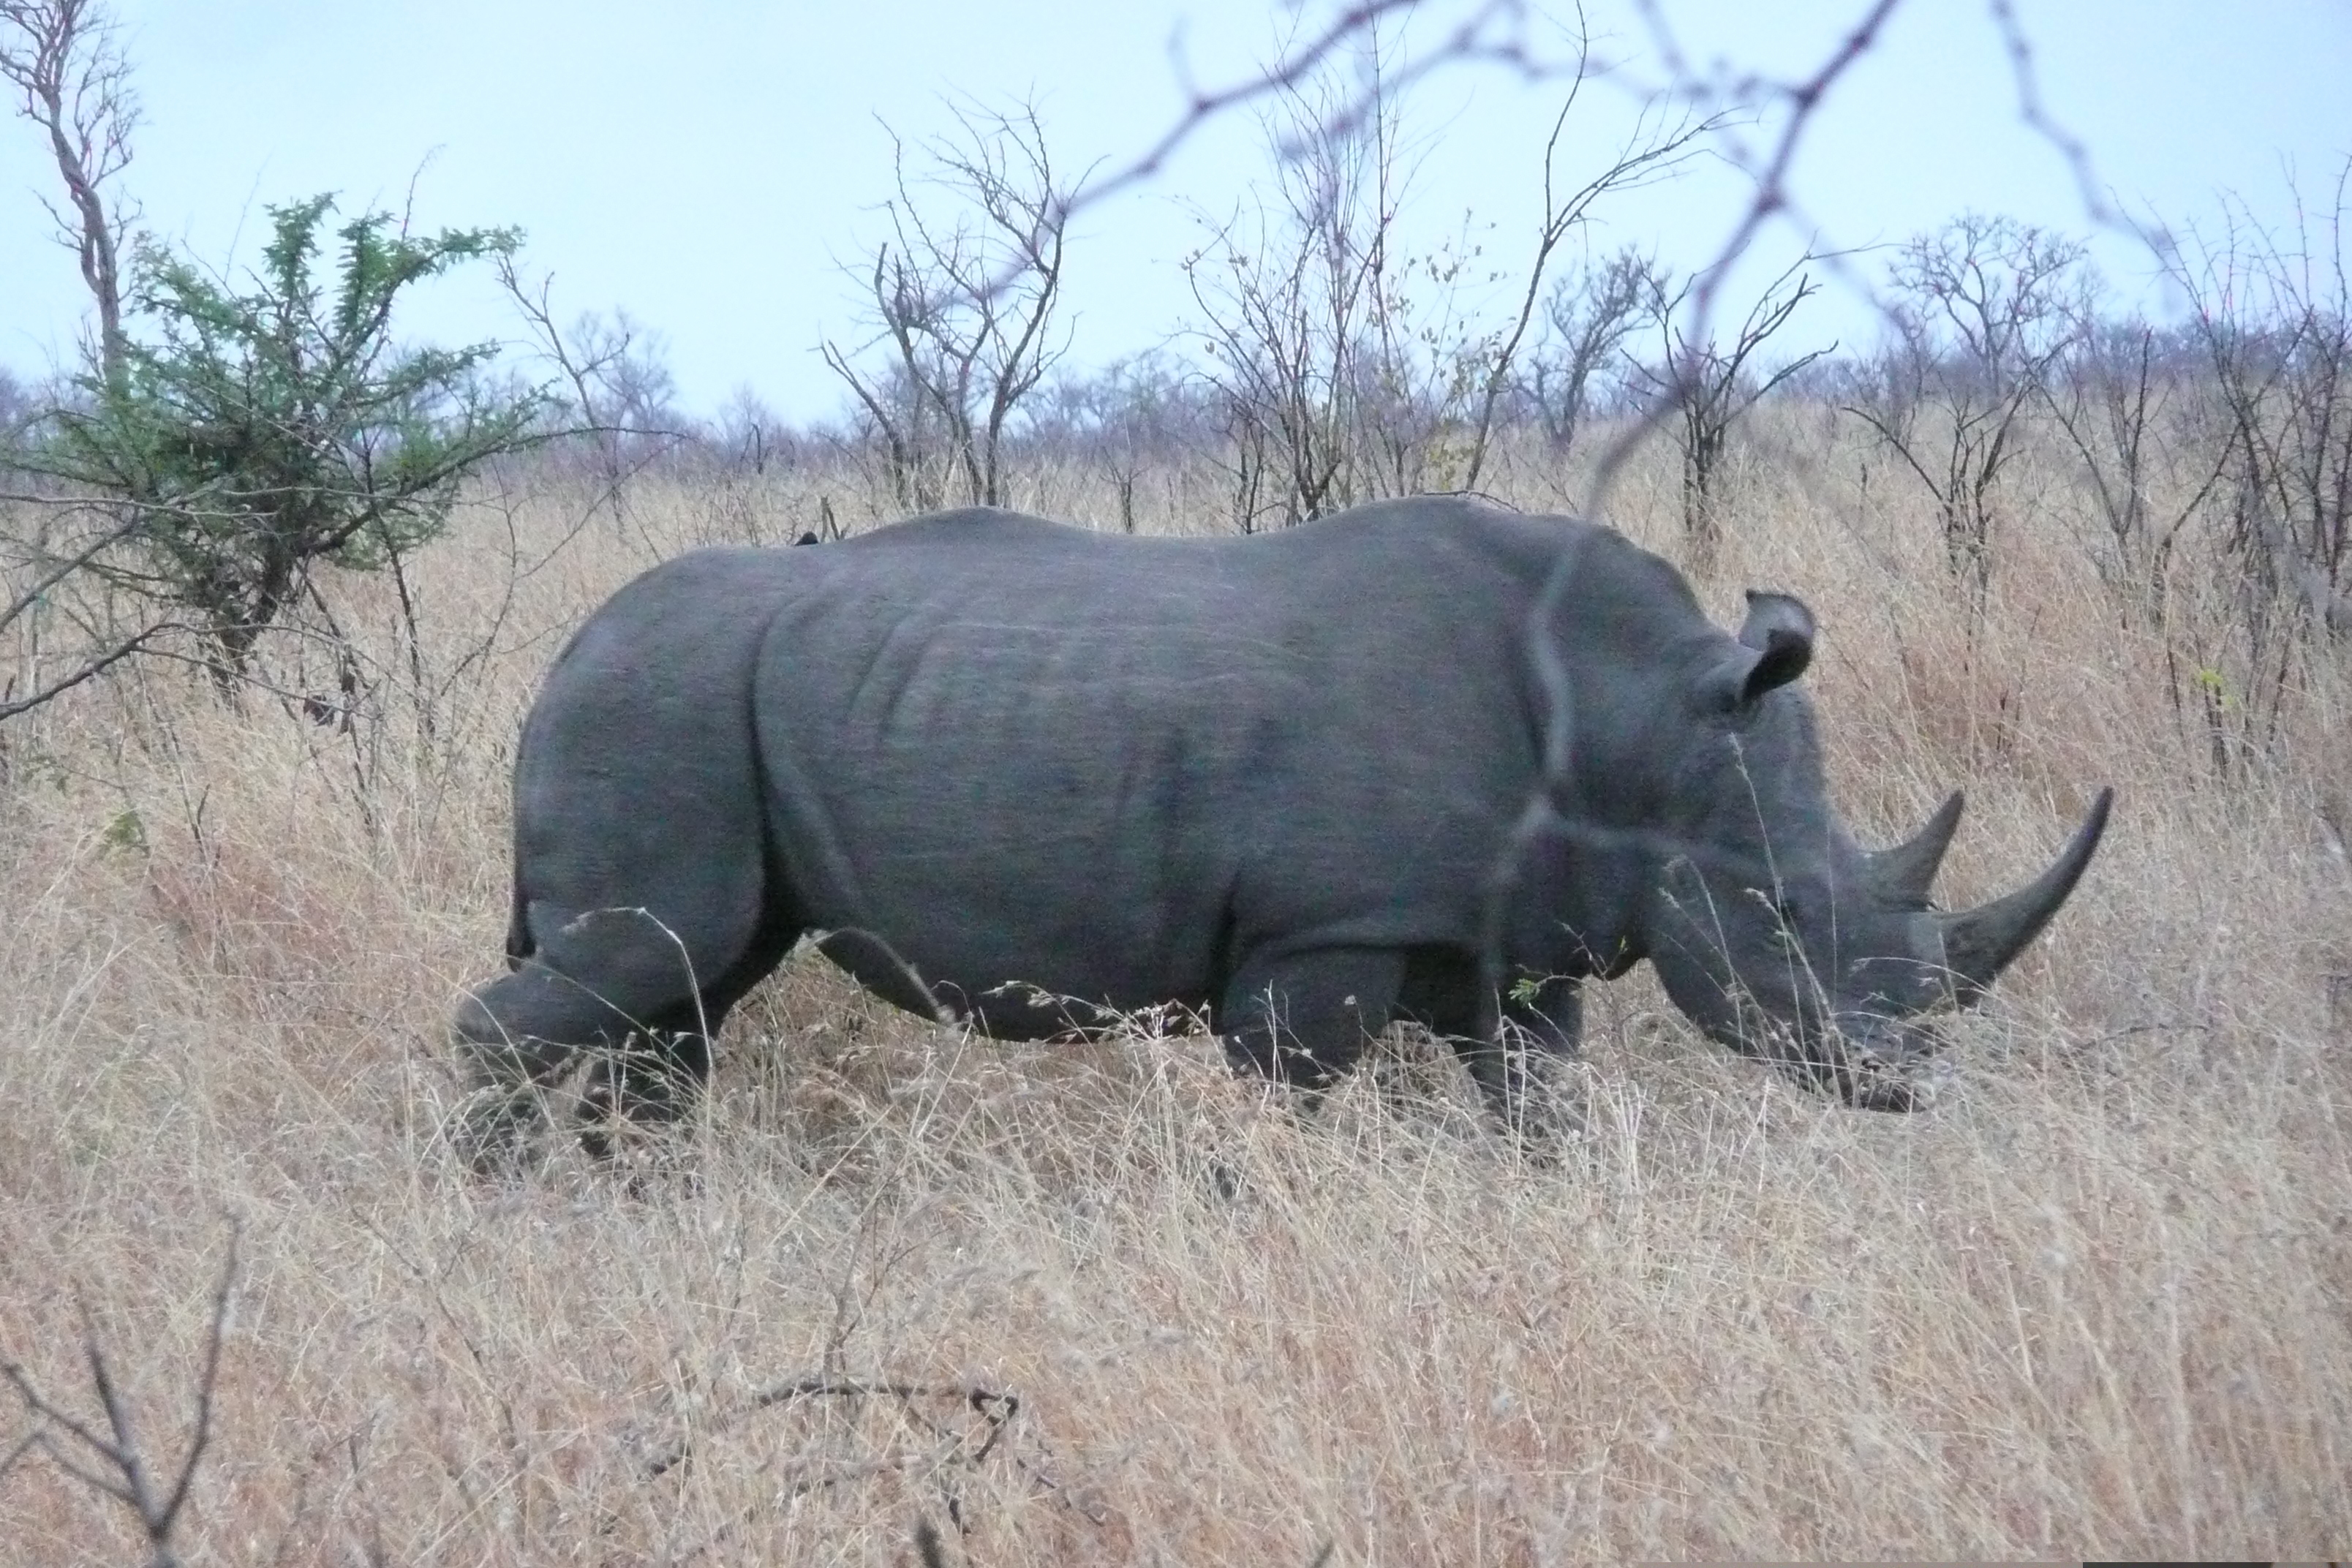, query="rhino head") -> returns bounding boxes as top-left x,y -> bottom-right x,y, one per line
1548,587 -> 2111,1109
